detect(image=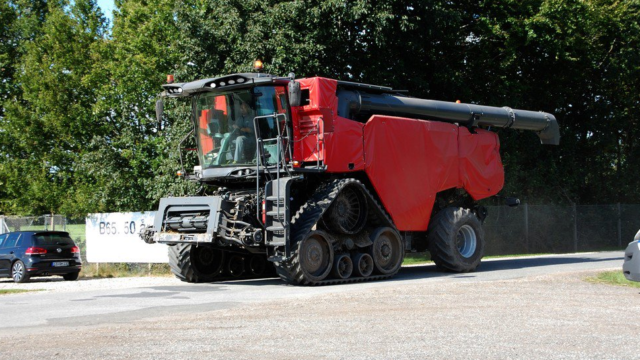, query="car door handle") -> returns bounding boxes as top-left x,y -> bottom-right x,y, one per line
9,251 -> 14,254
